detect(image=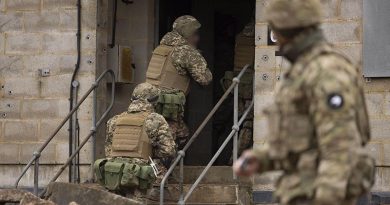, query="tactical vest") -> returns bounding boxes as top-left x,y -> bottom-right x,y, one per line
111,112 -> 152,160
234,33 -> 255,71
146,45 -> 190,94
